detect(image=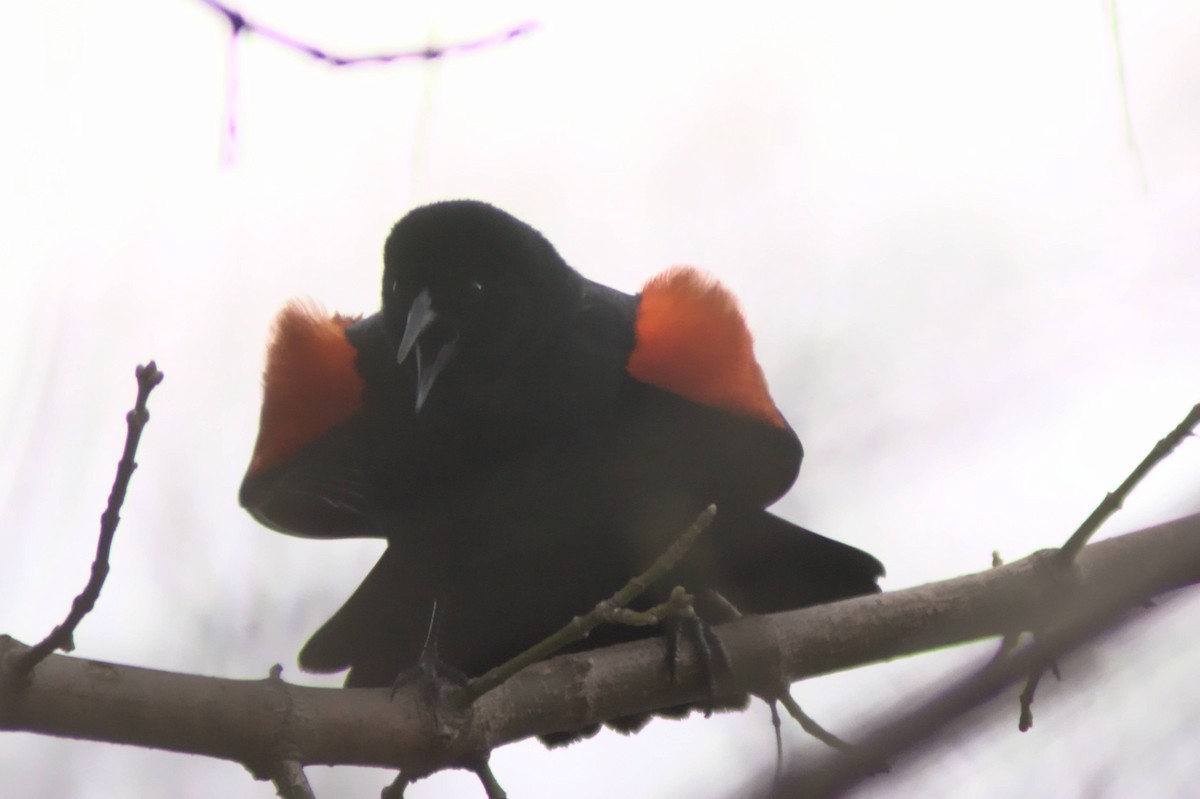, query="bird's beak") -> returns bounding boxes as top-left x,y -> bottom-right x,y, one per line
397,290 -> 458,412
397,290 -> 435,366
